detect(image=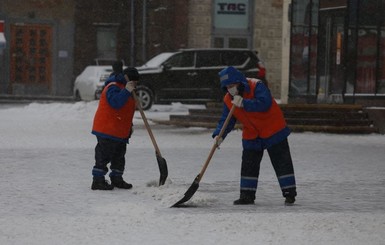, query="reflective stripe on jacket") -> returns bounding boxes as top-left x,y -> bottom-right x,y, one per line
224,79 -> 287,140
92,82 -> 135,143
